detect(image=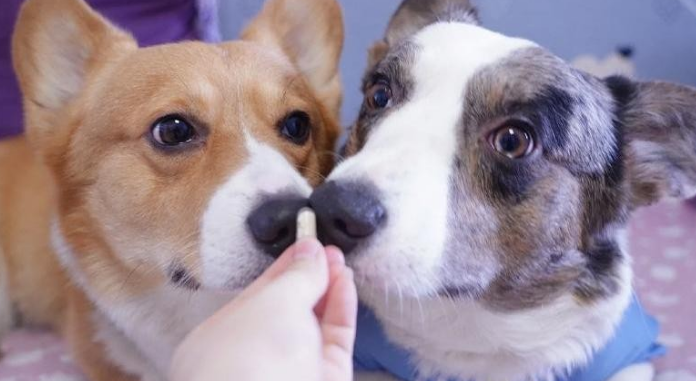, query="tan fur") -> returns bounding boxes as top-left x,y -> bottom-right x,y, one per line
0,137 -> 67,329
367,40 -> 390,71
2,0 -> 343,379
65,287 -> 137,381
242,0 -> 345,118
